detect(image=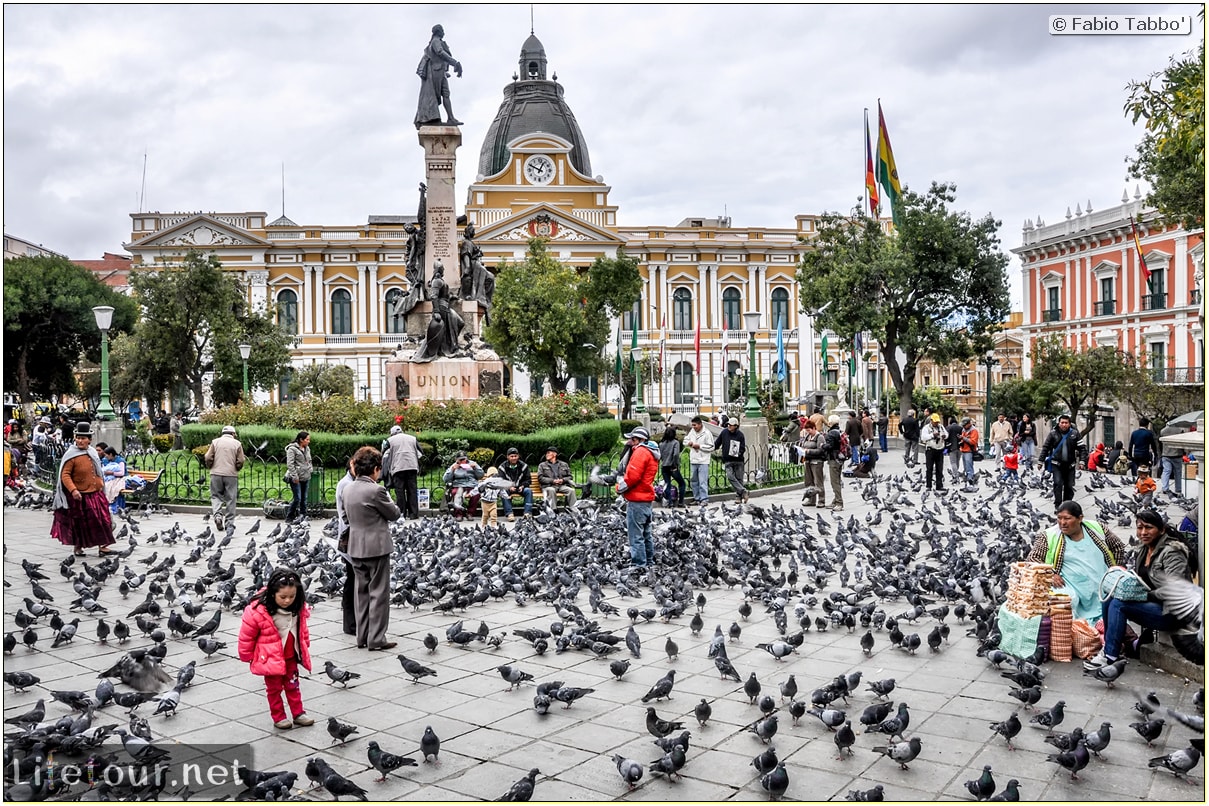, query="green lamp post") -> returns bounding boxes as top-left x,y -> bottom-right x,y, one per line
91,306 -> 116,421
239,343 -> 252,400
743,311 -> 762,419
982,347 -> 998,453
